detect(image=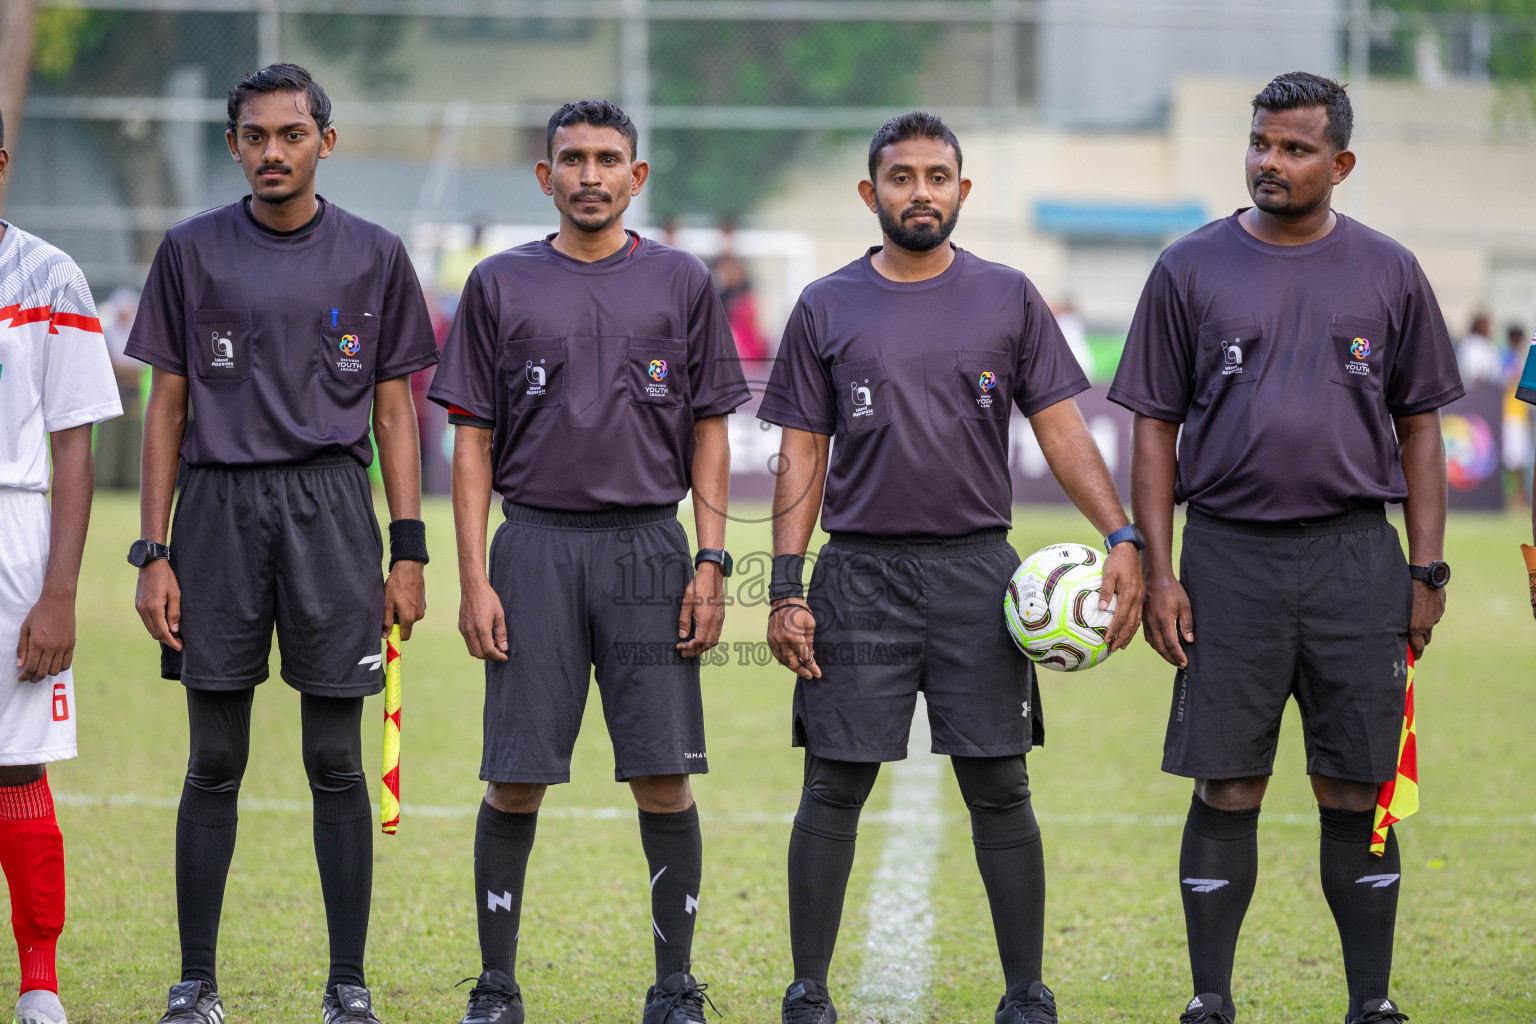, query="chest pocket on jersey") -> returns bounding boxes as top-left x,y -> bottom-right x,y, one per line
191,309 -> 253,382
831,356 -> 893,434
956,350 -> 1011,420
1327,314 -> 1390,393
1197,314 -> 1263,392
500,338 -> 565,409
627,338 -> 689,409
320,313 -> 381,386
